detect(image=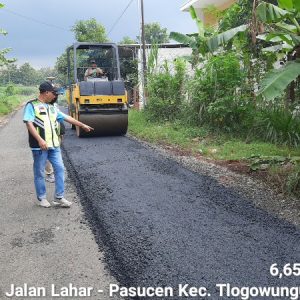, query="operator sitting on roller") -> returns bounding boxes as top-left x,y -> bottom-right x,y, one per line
84,59 -> 104,81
